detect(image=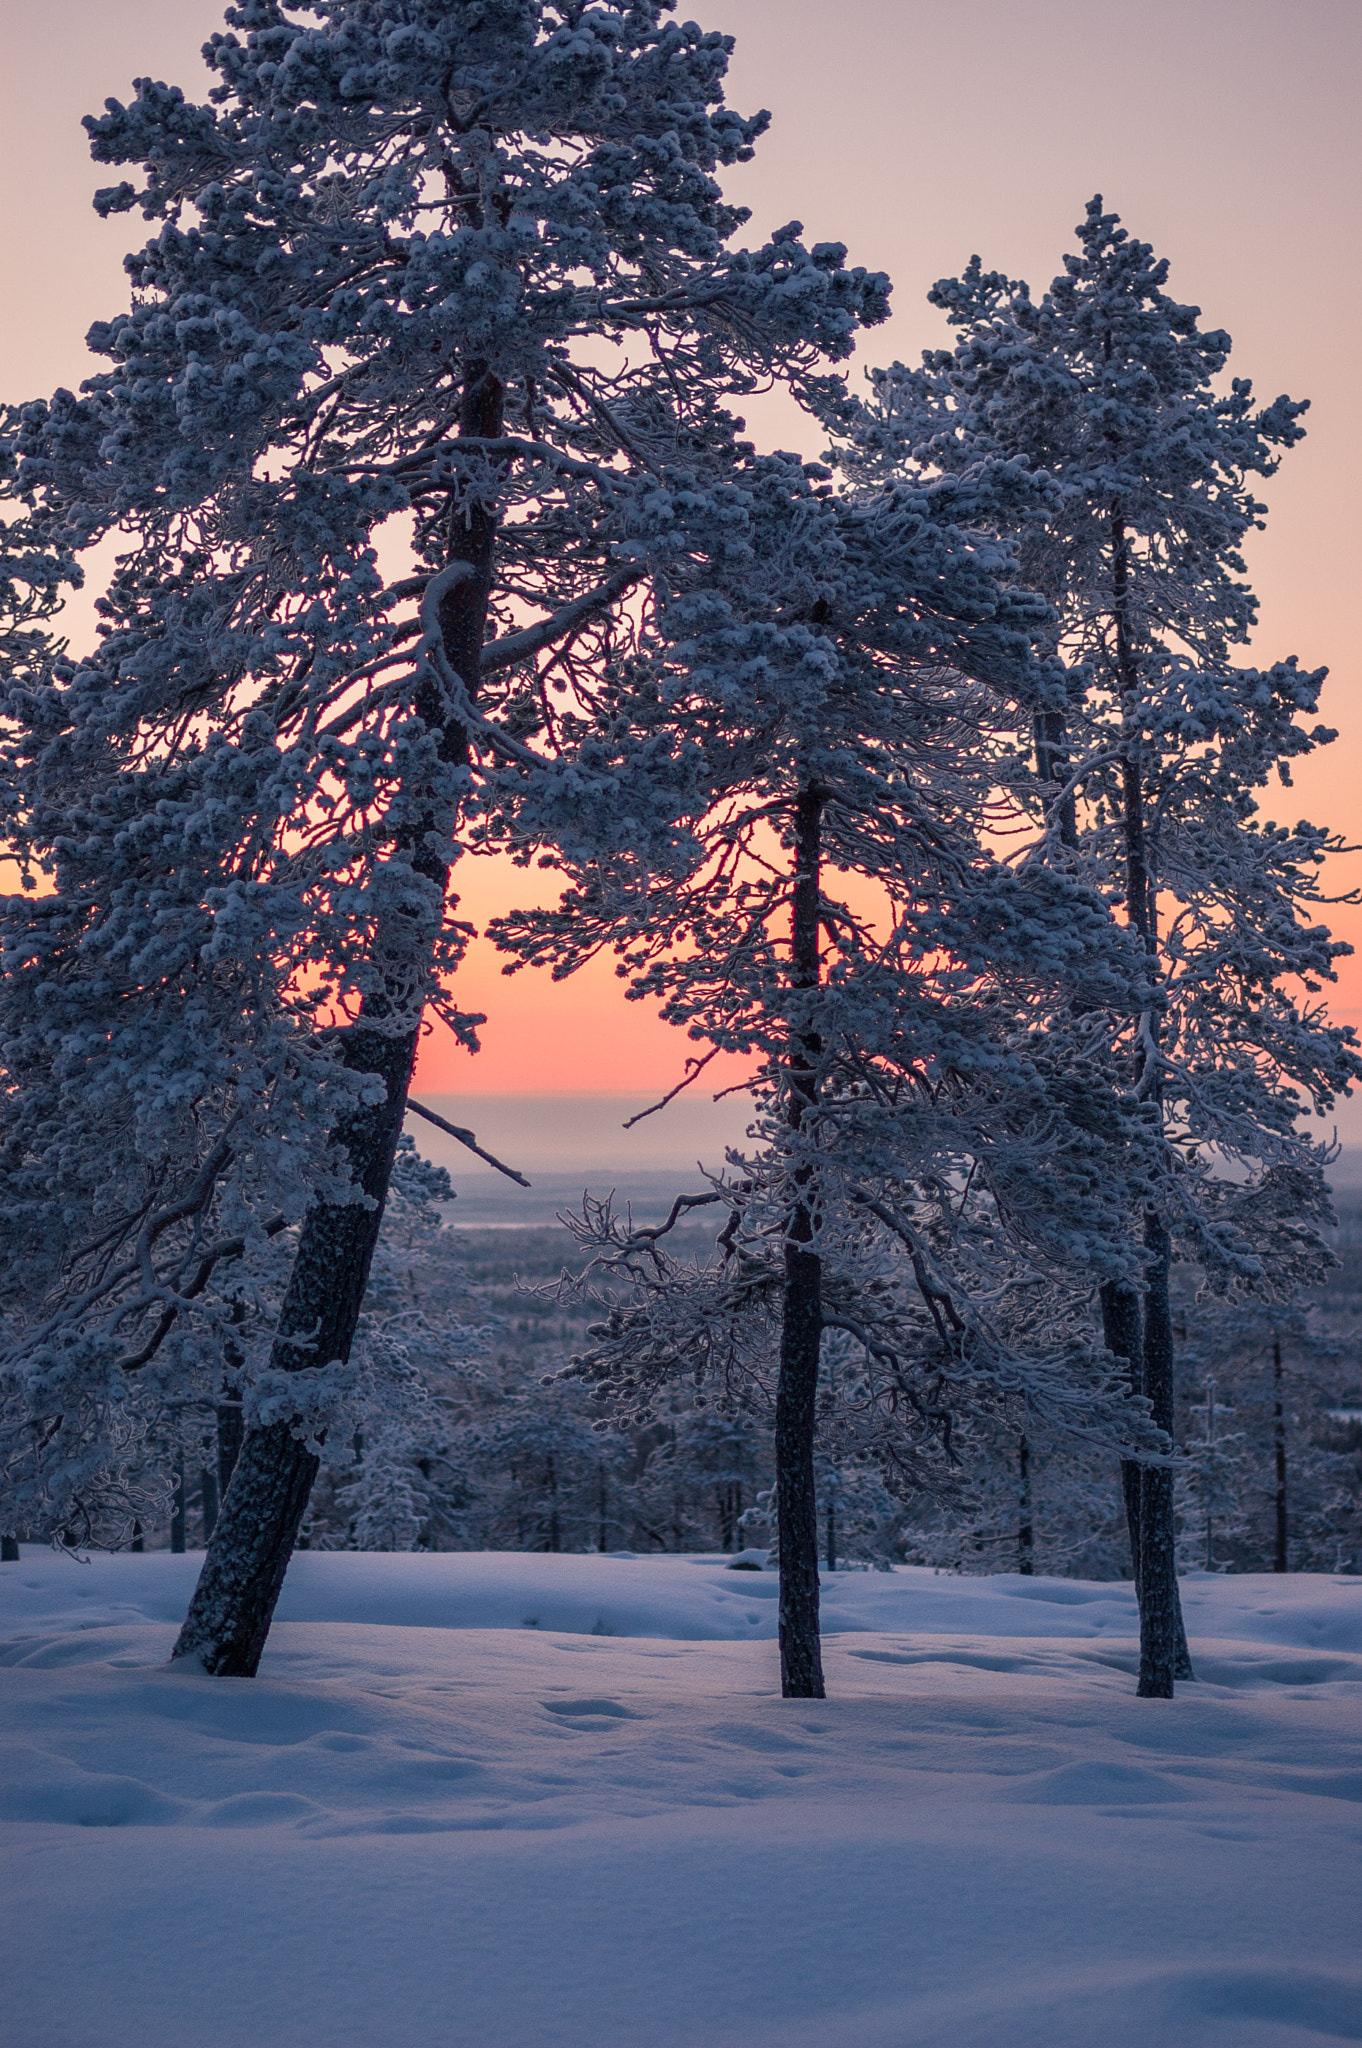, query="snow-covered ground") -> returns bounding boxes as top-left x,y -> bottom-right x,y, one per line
2,1551 -> 1360,2048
